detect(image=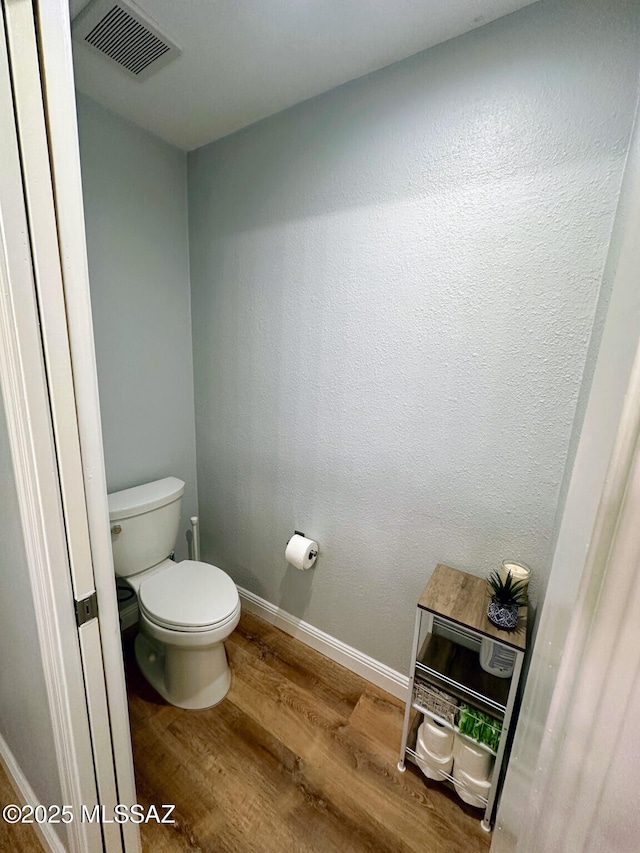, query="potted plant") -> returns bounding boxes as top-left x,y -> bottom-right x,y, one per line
486,570 -> 527,630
